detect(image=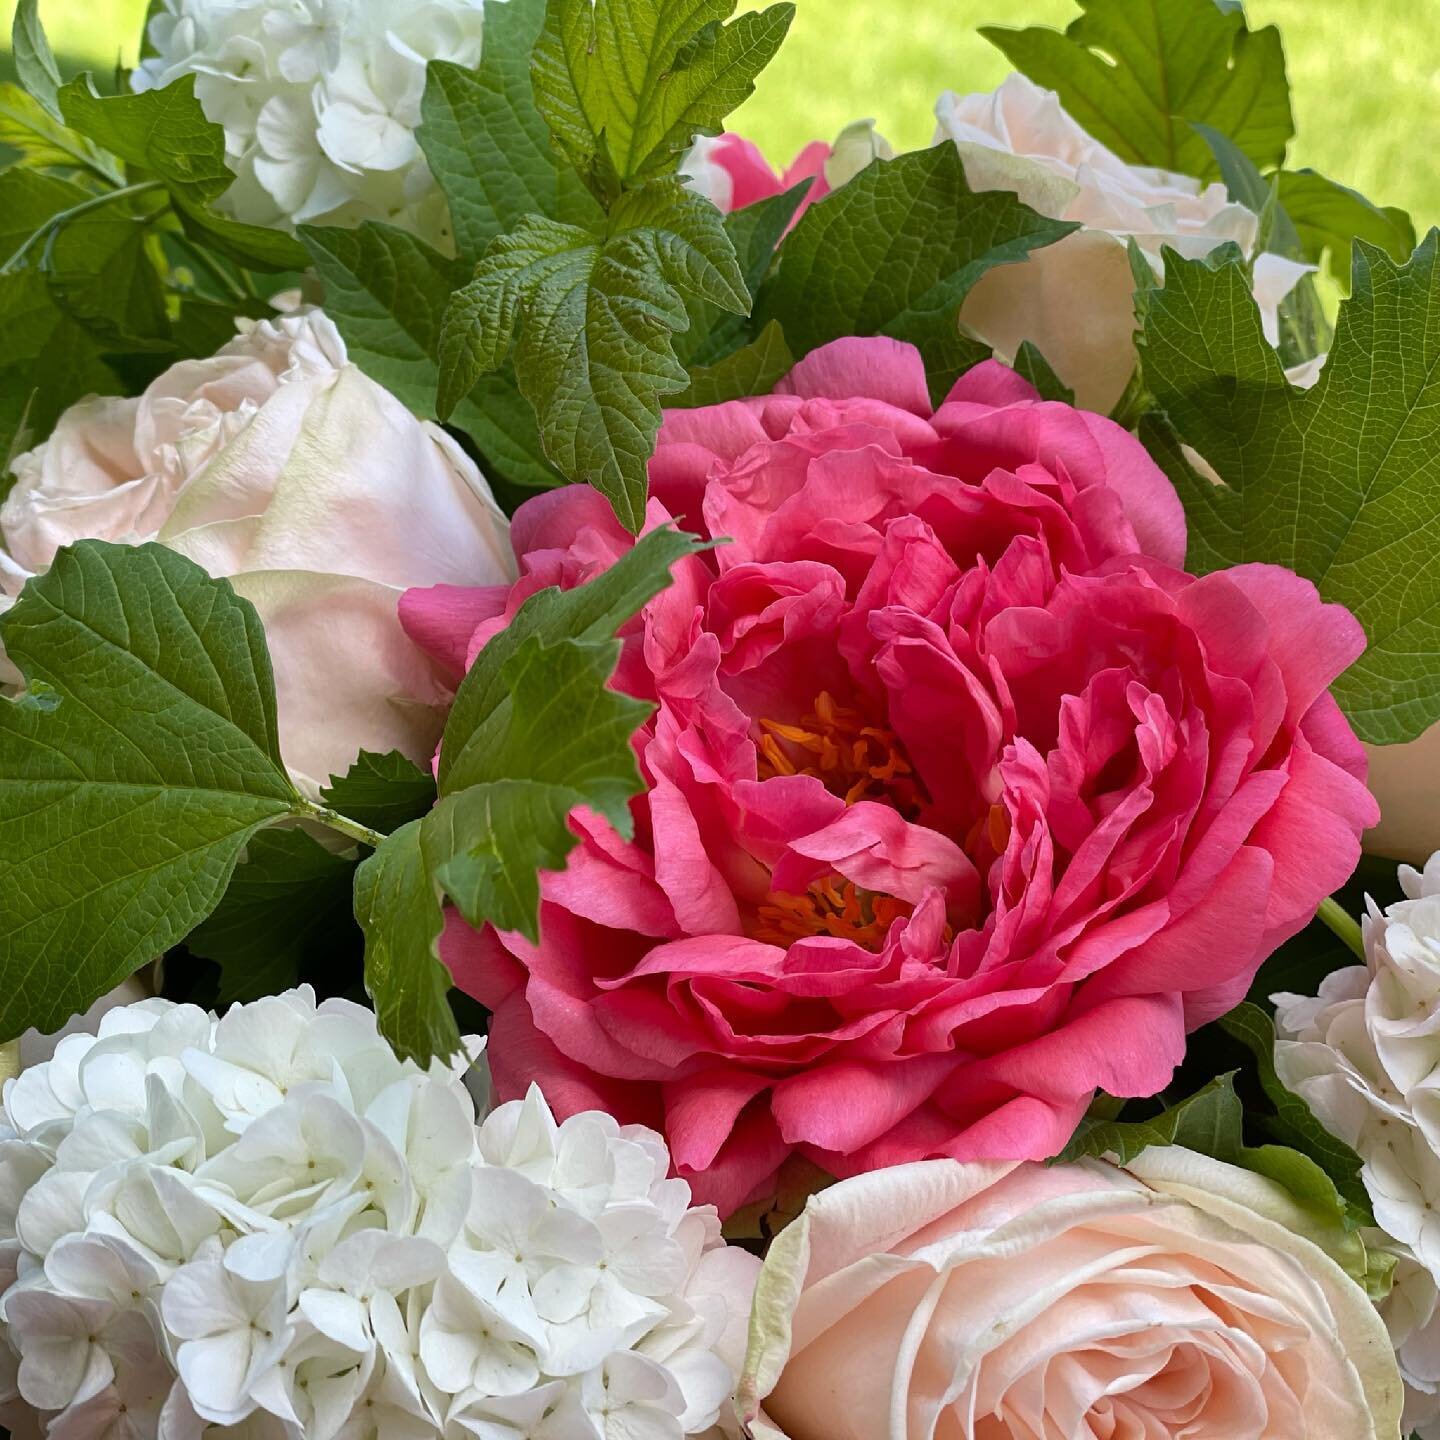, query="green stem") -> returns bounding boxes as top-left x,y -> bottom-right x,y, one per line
297,800 -> 387,852
2,179 -> 167,274
174,235 -> 249,304
1317,895 -> 1365,961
